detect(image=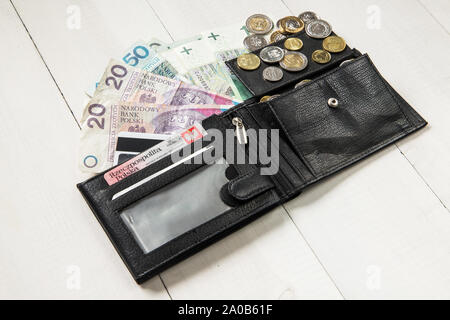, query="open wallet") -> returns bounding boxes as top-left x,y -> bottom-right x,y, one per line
77,28 -> 427,284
